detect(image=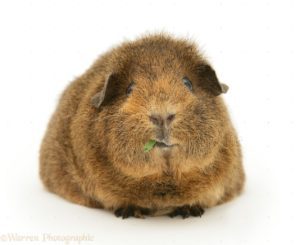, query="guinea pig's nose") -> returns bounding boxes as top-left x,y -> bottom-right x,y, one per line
149,113 -> 175,127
